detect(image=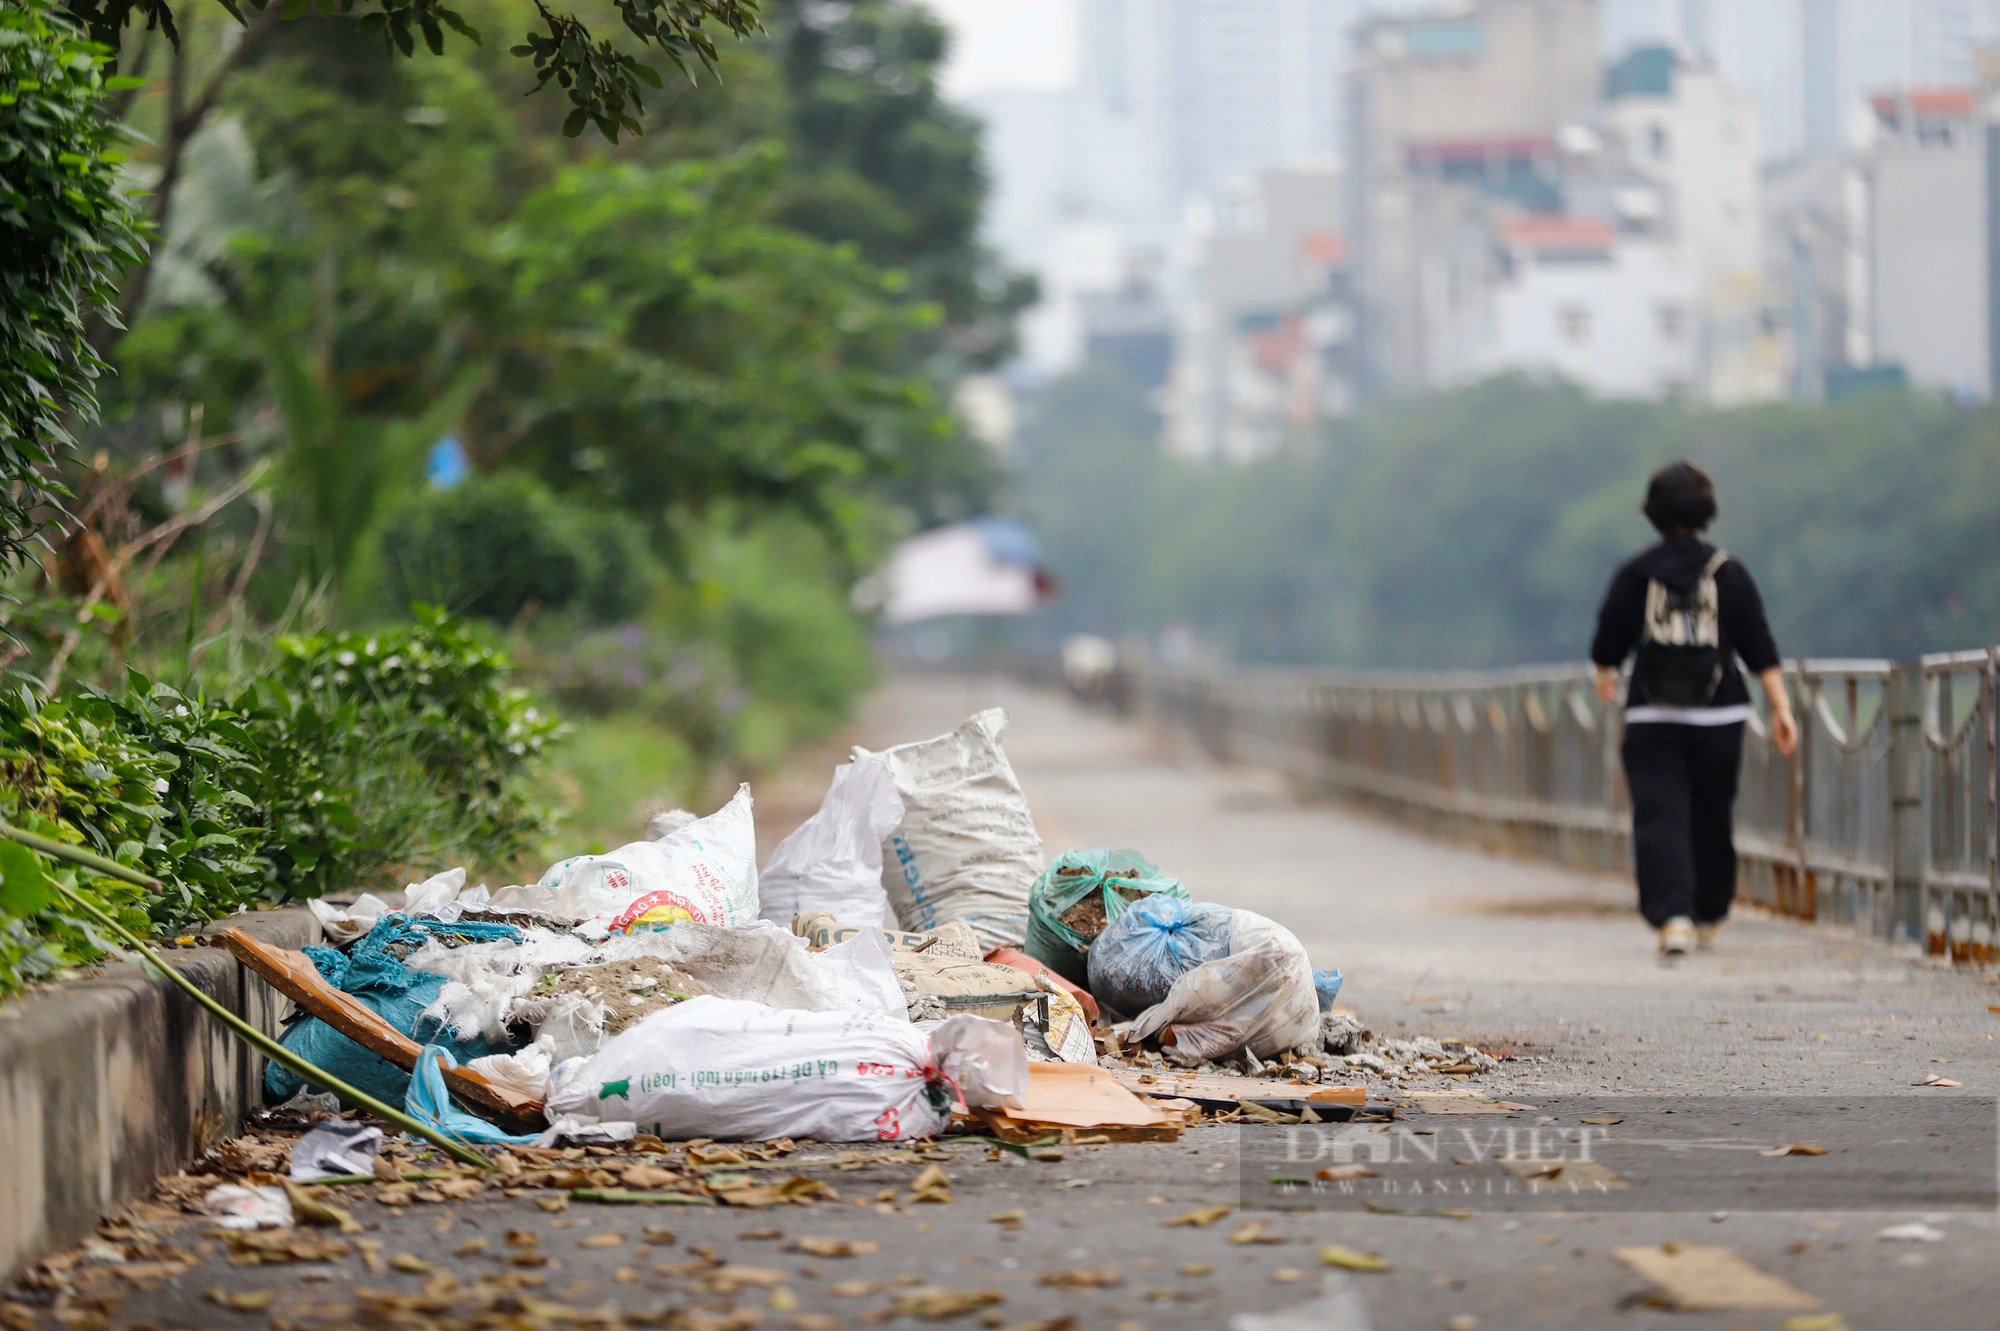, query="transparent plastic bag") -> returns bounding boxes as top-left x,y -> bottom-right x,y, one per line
1086,894 -> 1234,1019
928,1013 -> 1028,1109
1122,910 -> 1319,1061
